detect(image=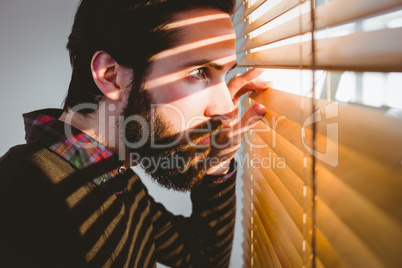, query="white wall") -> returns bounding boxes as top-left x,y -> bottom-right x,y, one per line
0,0 -> 77,155
0,1 -> 244,267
